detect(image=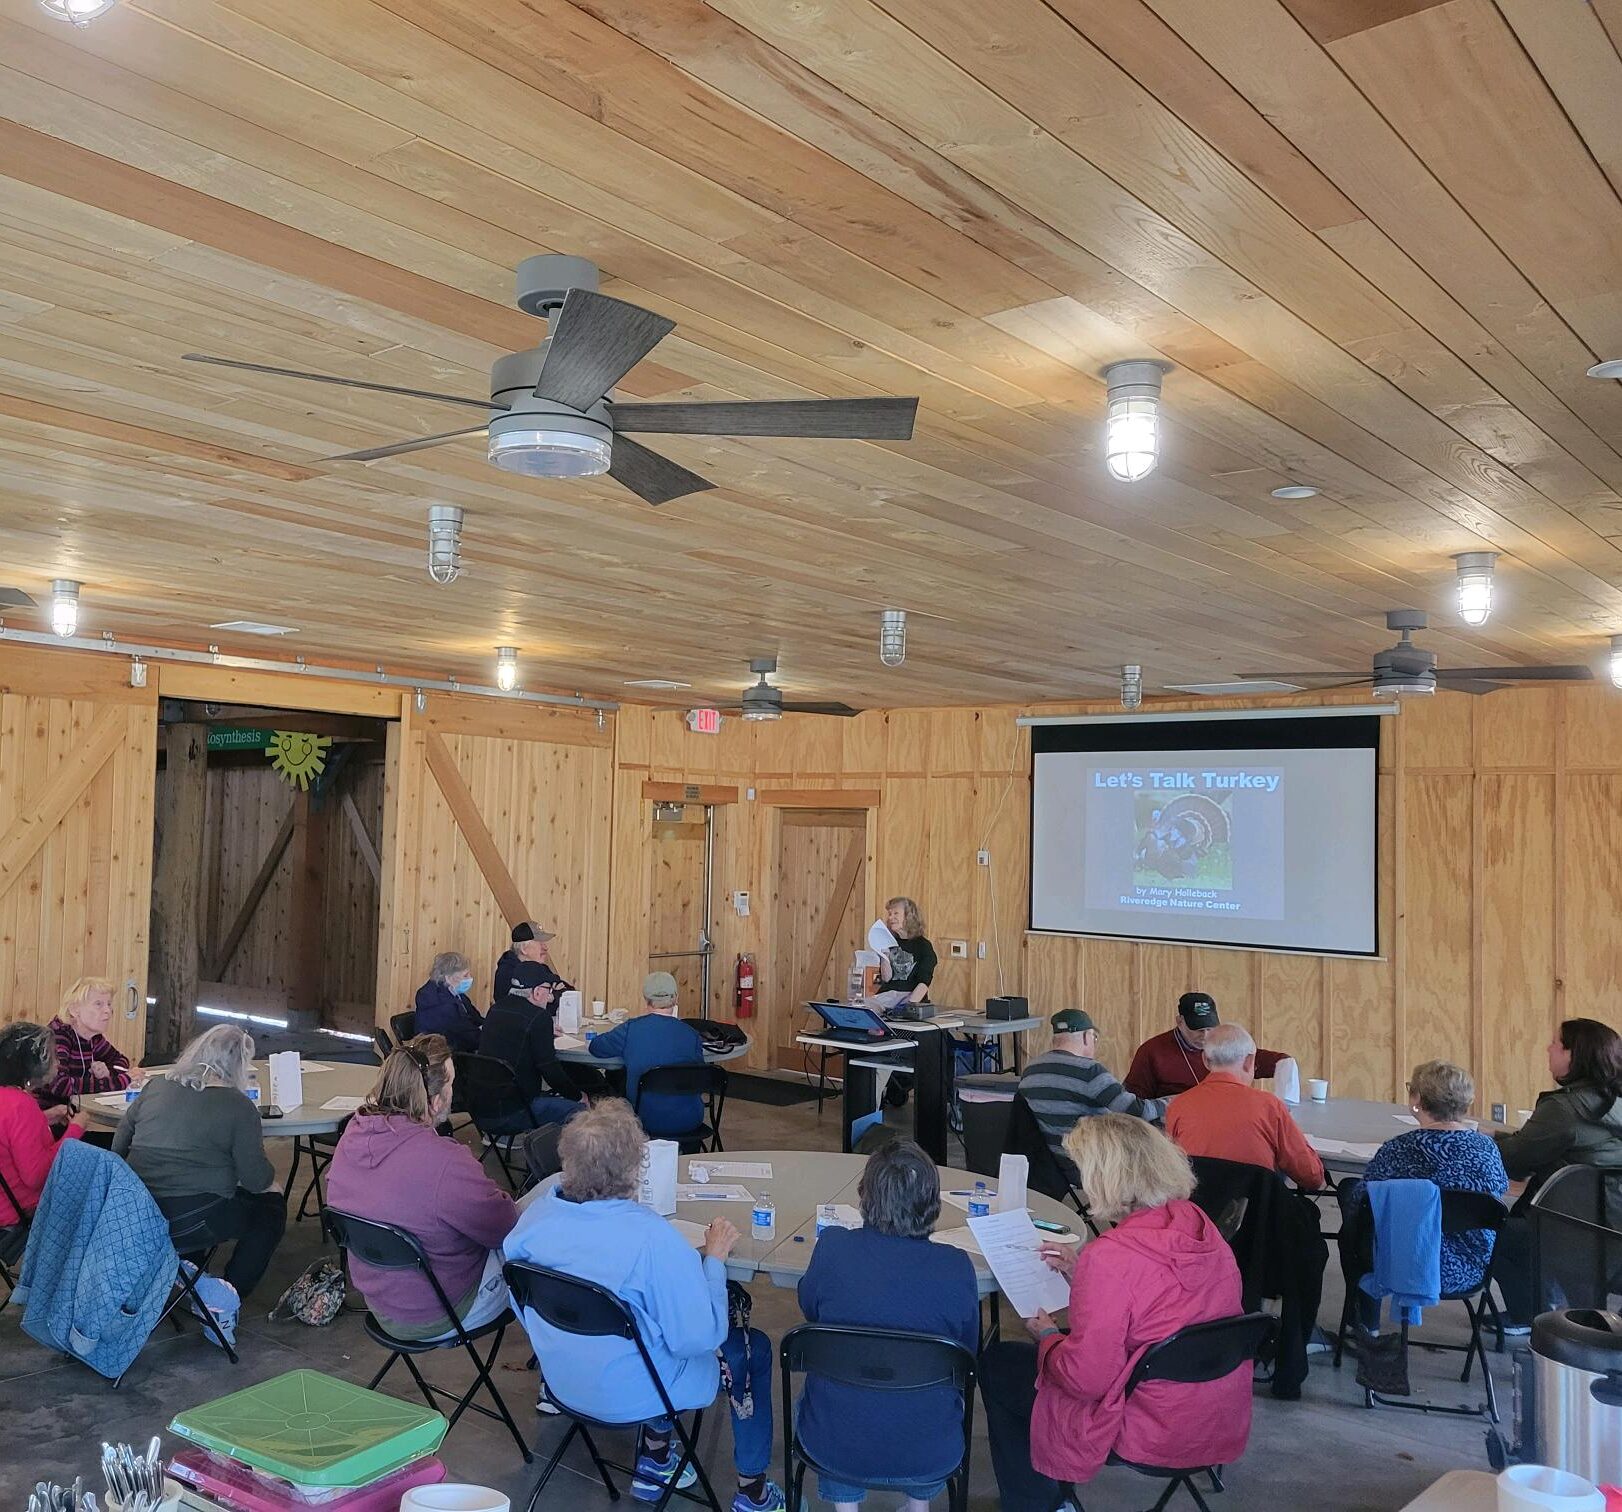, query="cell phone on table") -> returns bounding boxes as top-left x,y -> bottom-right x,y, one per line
1031,1217 -> 1071,1235
261,1104 -> 284,1120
